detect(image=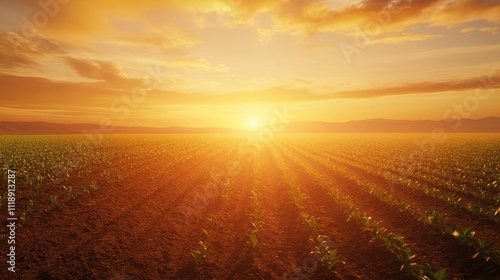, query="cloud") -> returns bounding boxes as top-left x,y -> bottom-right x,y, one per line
0,32 -> 65,69
332,72 -> 500,98
8,0 -> 500,42
251,0 -> 500,38
460,26 -> 499,34
63,56 -> 141,87
0,73 -> 120,111
270,0 -> 439,35
301,44 -> 333,51
143,72 -> 500,104
1,71 -> 498,112
460,27 -> 477,33
433,0 -> 500,26
365,33 -> 443,45
166,58 -> 230,72
106,27 -> 202,55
